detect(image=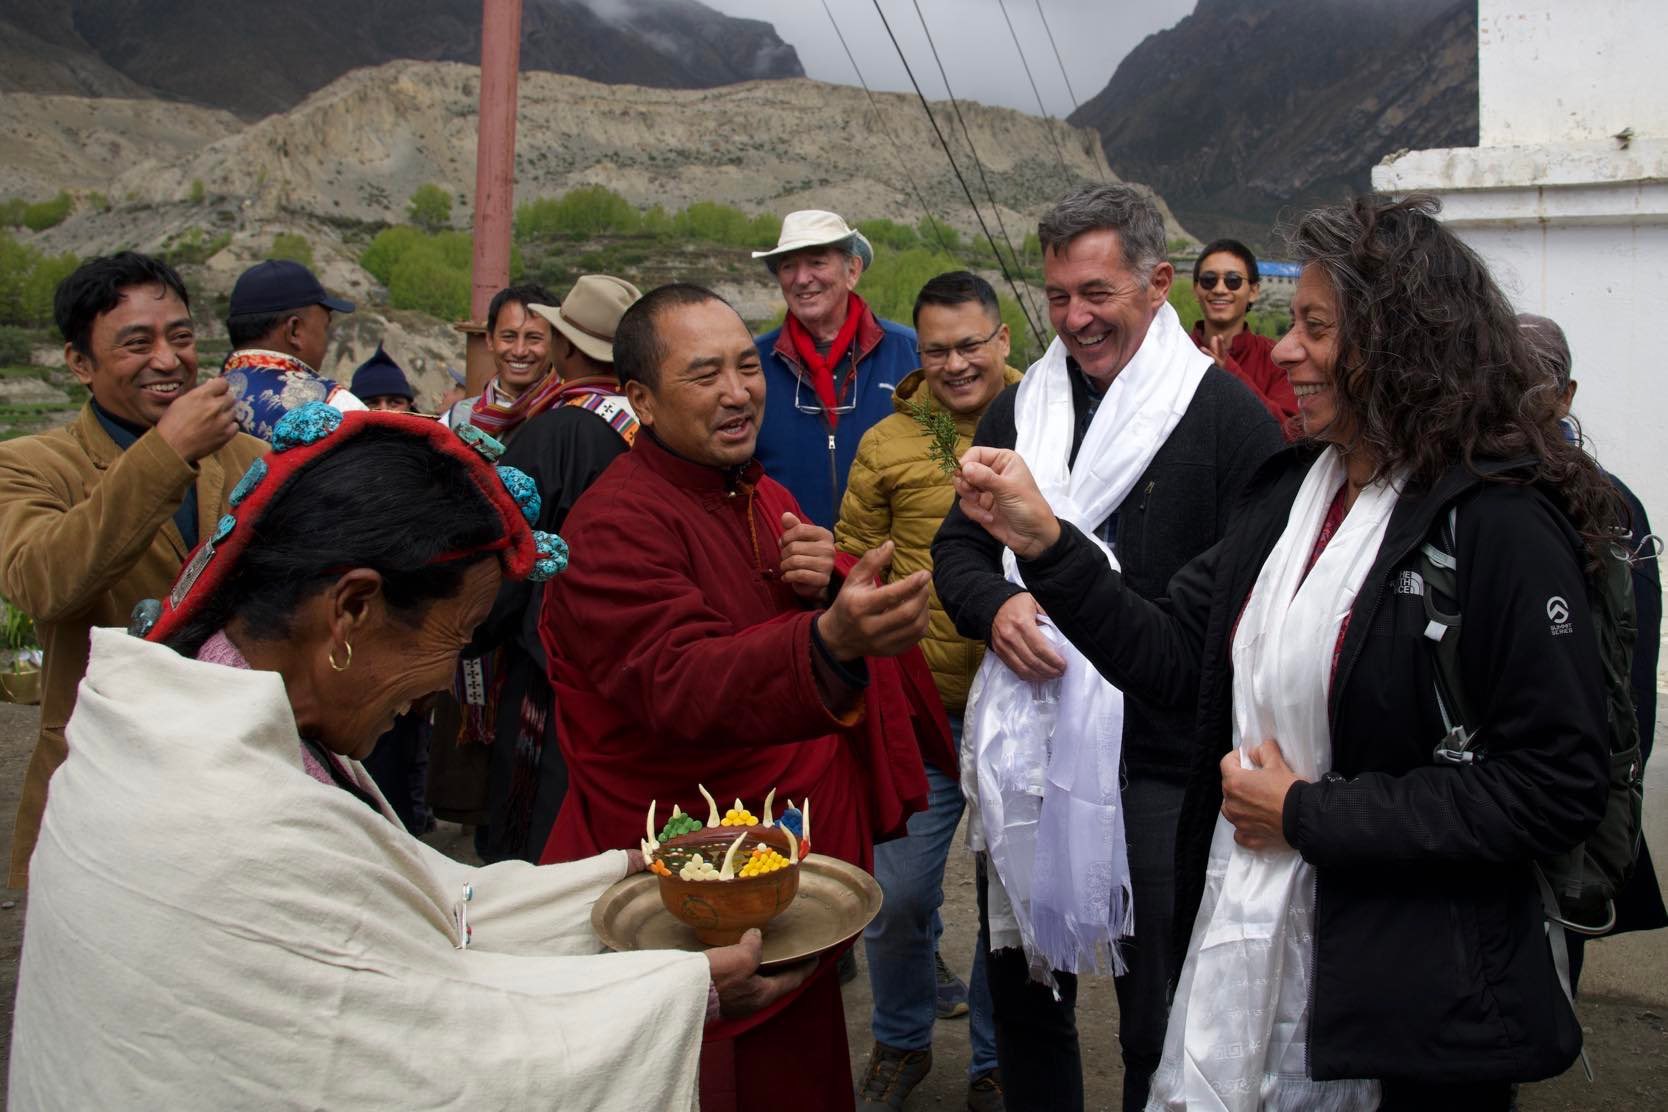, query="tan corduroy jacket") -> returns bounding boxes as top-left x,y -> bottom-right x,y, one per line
835,365 -> 1022,716
0,404 -> 266,885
